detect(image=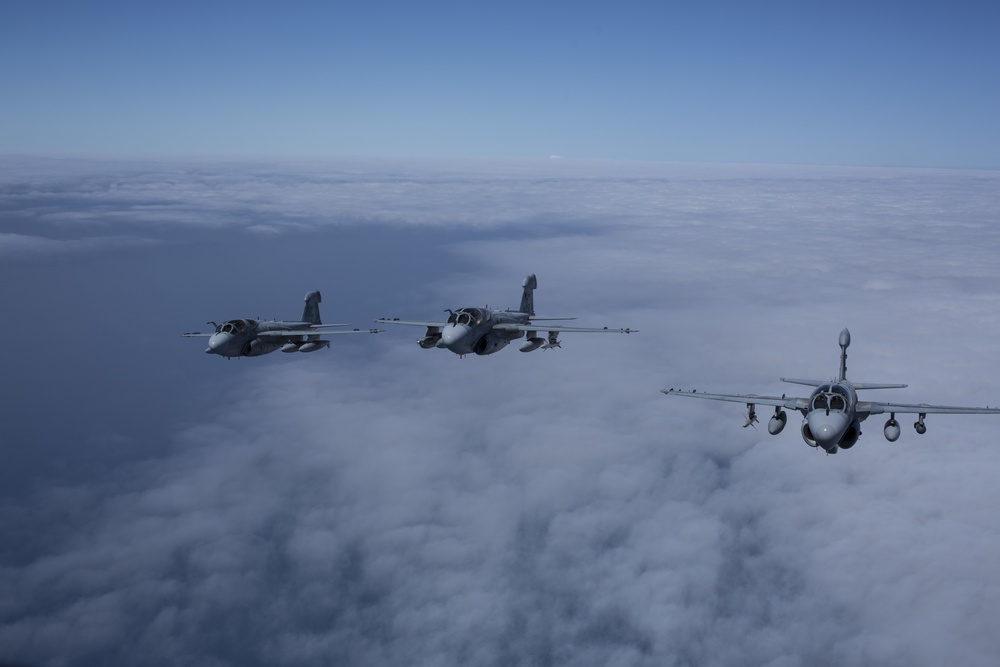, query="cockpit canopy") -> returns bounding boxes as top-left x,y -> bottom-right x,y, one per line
216,319 -> 257,334
447,308 -> 489,327
810,383 -> 852,412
